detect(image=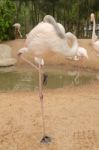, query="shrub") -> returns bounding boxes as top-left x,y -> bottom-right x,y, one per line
0,0 -> 16,41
